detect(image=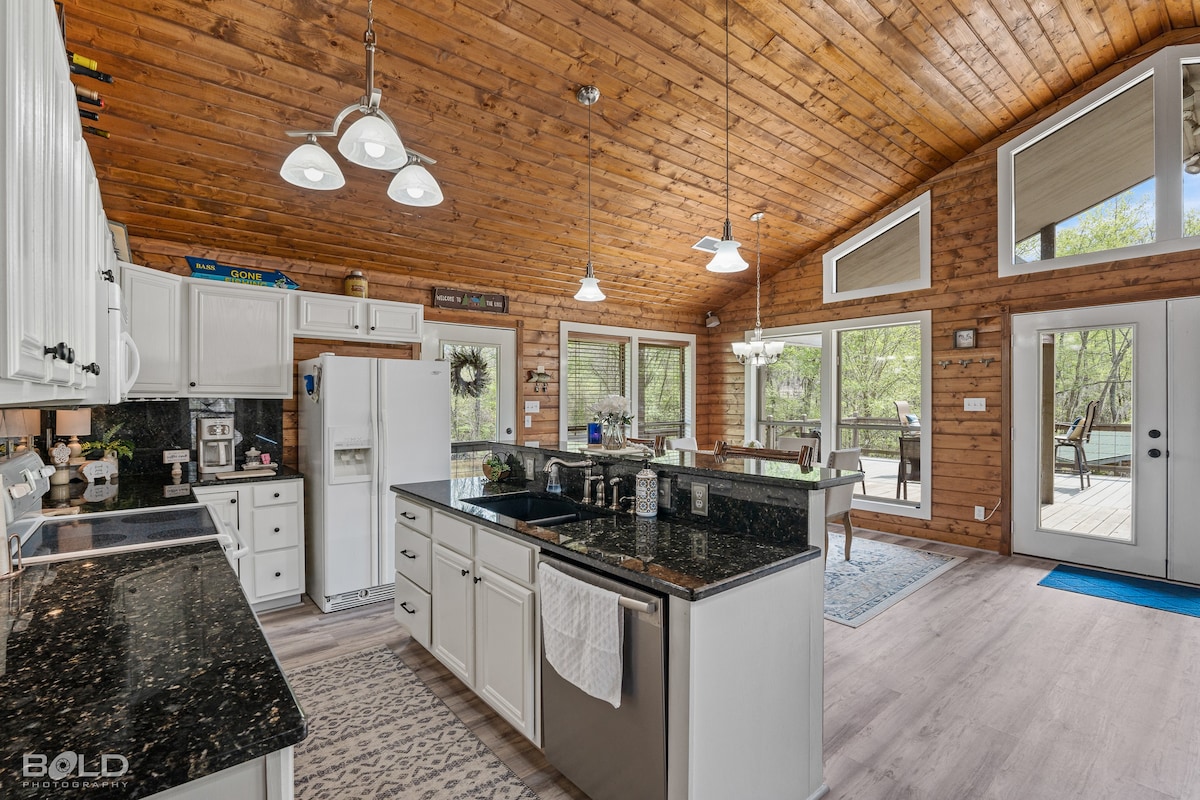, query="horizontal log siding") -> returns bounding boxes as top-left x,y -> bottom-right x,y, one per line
696,35 -> 1200,553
